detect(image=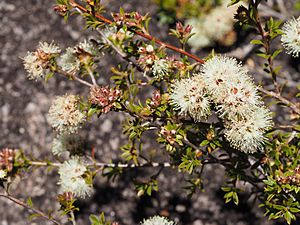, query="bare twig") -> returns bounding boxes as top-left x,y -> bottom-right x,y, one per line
258,87 -> 300,115
28,160 -> 172,168
57,68 -> 94,87
0,193 -> 61,225
70,211 -> 76,225
86,67 -> 98,86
